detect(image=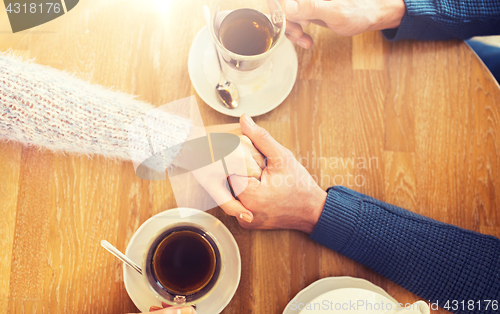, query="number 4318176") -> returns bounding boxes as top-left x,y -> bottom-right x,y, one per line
443,300 -> 498,311
6,2 -> 61,14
